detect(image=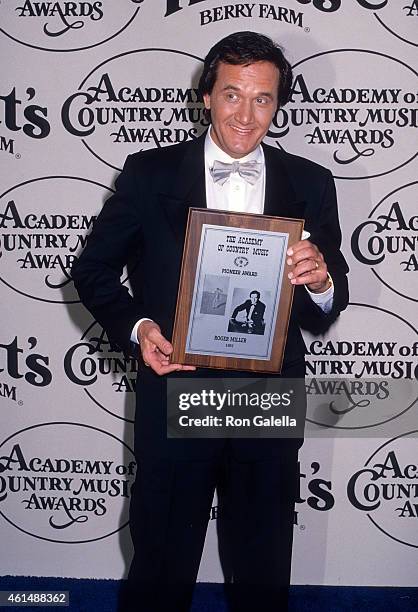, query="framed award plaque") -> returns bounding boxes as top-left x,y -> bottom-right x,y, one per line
171,208 -> 304,373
